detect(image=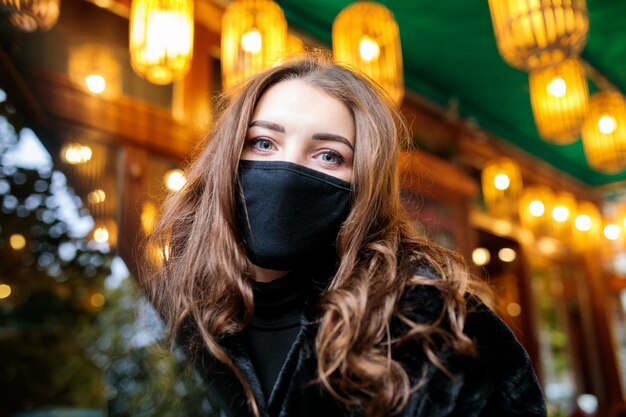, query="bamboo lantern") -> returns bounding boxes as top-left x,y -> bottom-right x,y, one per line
572,201 -> 601,250
519,185 -> 555,237
481,158 -> 523,220
4,0 -> 60,31
581,91 -> 626,173
68,44 -> 121,98
529,58 -> 589,144
221,0 -> 287,89
550,191 -> 576,241
487,0 -> 588,71
333,1 -> 404,105
129,0 -> 194,85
